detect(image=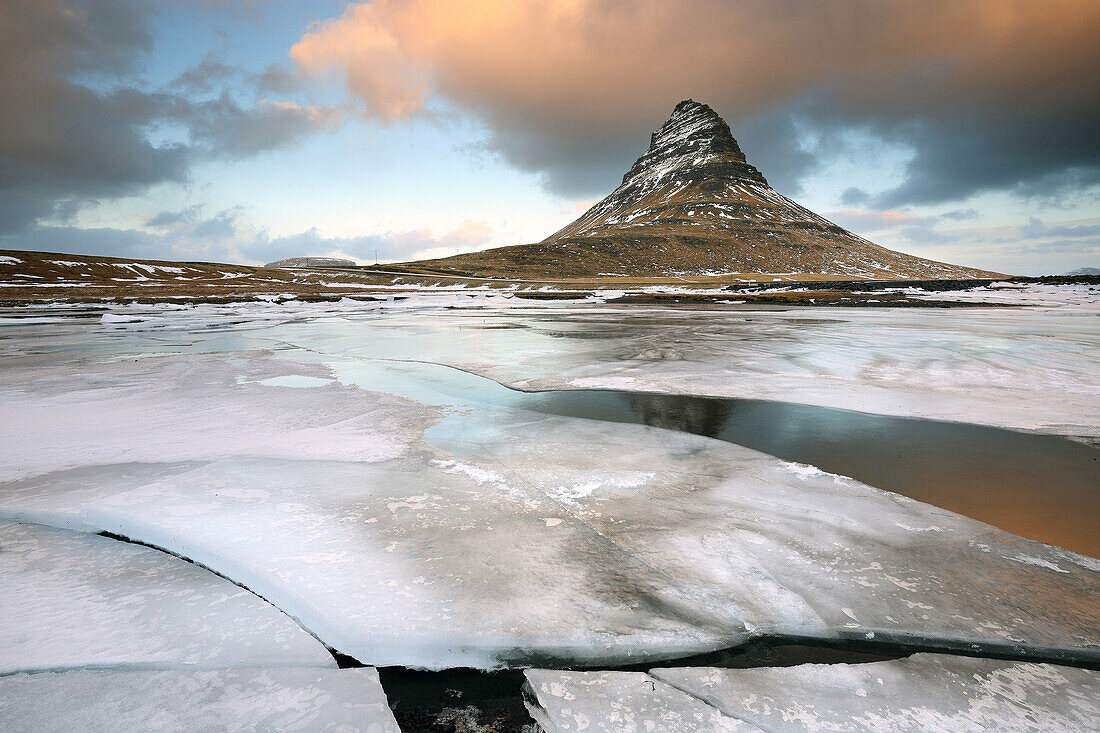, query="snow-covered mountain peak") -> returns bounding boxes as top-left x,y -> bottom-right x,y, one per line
620,99 -> 767,188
